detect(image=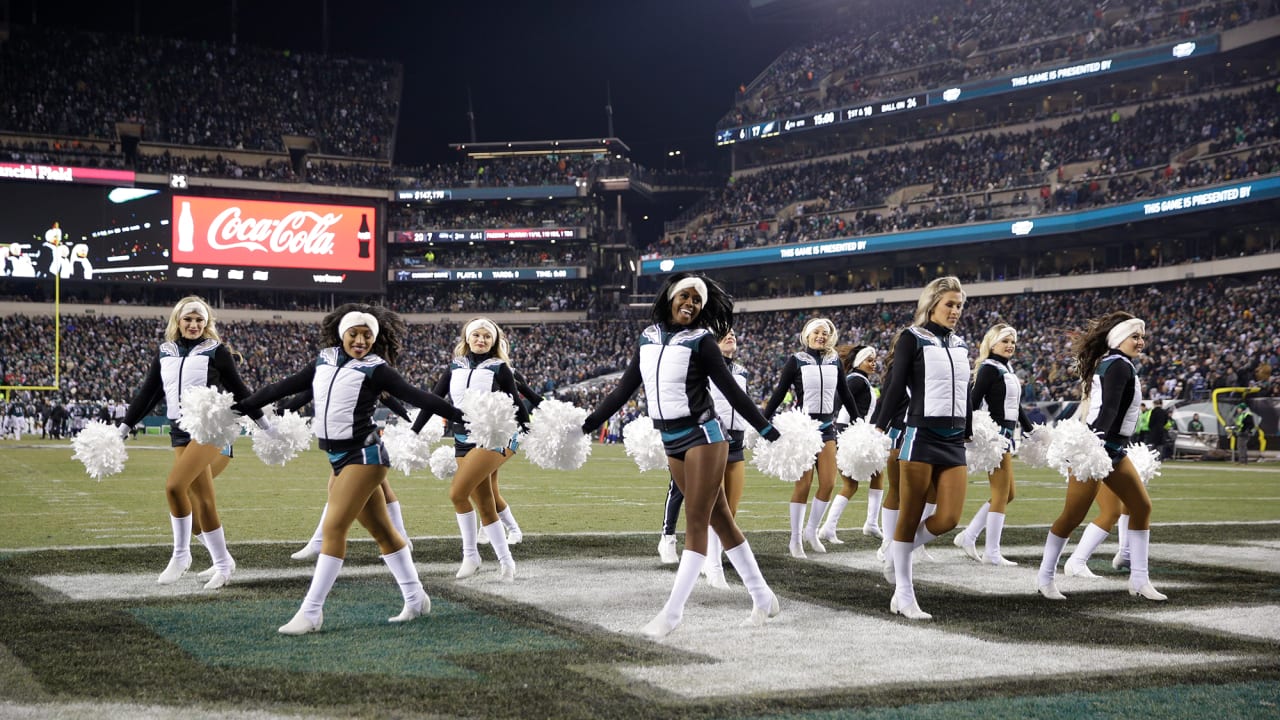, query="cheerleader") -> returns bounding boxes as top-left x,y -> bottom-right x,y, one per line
1035,312 -> 1166,601
875,277 -> 972,621
234,304 -> 461,634
582,273 -> 782,638
1062,484 -> 1128,577
818,344 -> 882,544
476,355 -> 539,547
763,318 -> 861,559
955,324 -> 1033,566
412,317 -> 529,581
118,296 -> 260,590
